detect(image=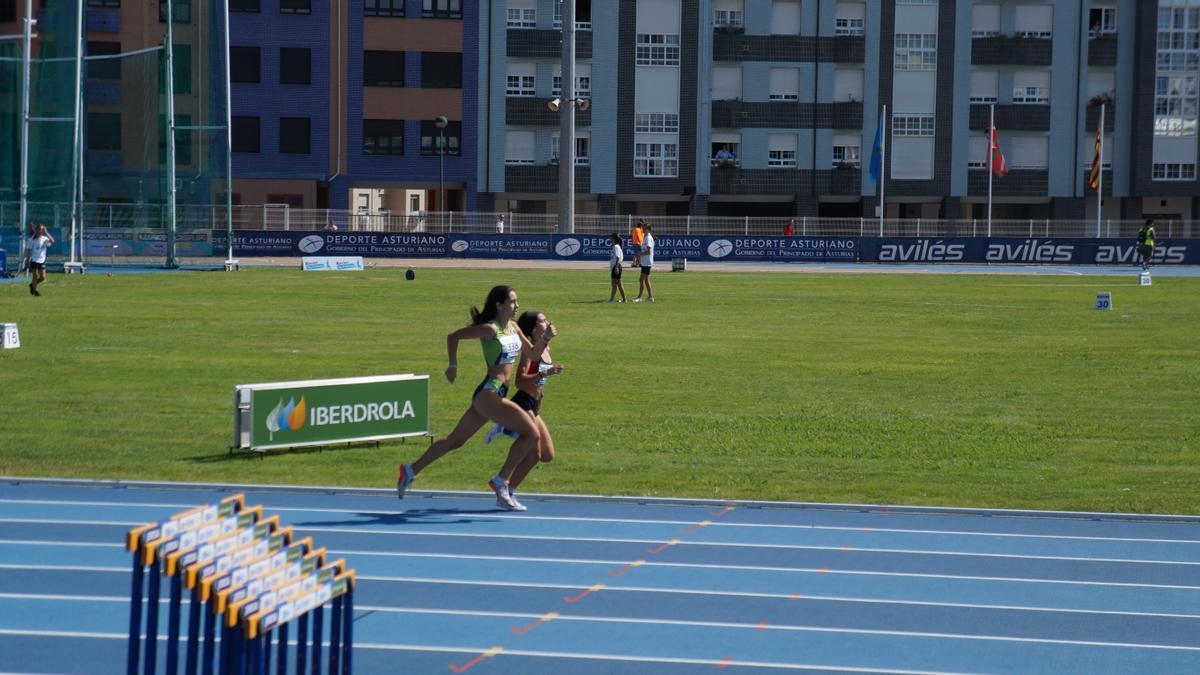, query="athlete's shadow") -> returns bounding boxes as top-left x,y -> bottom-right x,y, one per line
295,508 -> 505,527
